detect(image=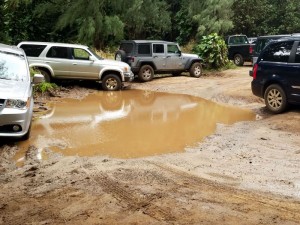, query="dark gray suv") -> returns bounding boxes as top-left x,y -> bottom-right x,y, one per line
115,40 -> 203,82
